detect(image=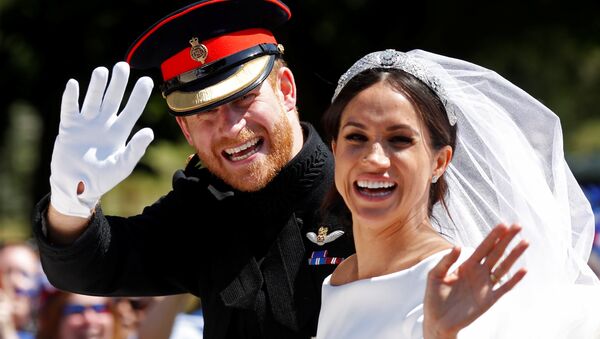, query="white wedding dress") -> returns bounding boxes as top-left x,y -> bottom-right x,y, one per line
317,248 -> 600,339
